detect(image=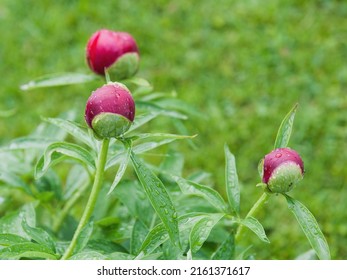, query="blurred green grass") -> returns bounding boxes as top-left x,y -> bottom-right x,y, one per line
0,0 -> 346,259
